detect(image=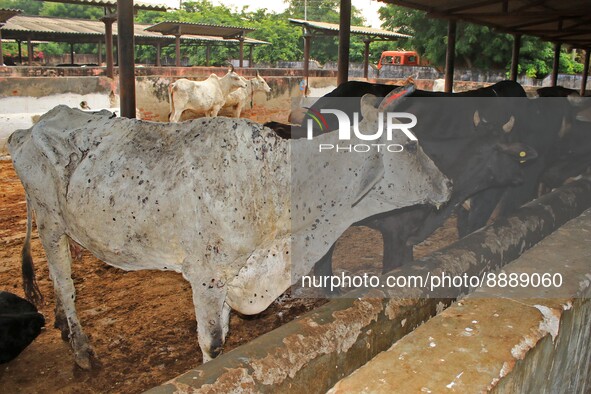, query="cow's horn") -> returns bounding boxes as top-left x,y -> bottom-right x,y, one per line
229,64 -> 235,73
378,84 -> 416,111
503,115 -> 515,133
